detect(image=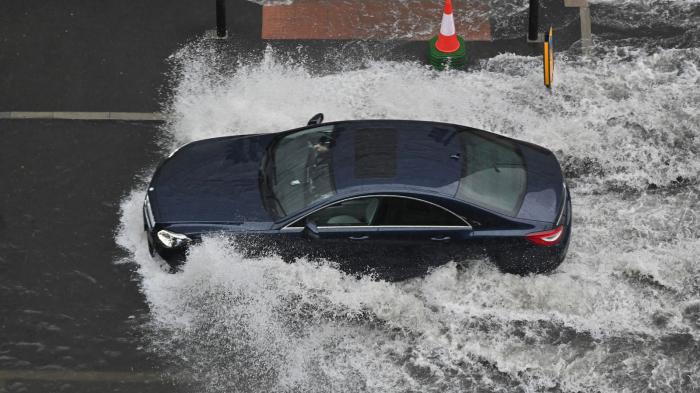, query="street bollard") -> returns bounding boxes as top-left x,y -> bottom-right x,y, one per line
216,0 -> 227,38
528,0 -> 539,42
544,27 -> 554,88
